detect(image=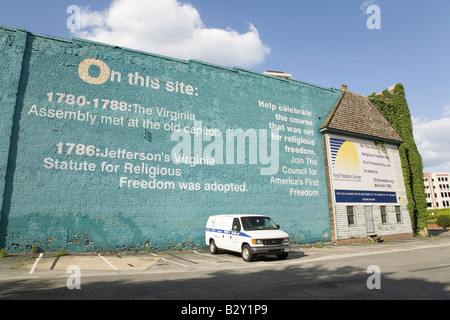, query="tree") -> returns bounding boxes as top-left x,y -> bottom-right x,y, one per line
437,215 -> 450,229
